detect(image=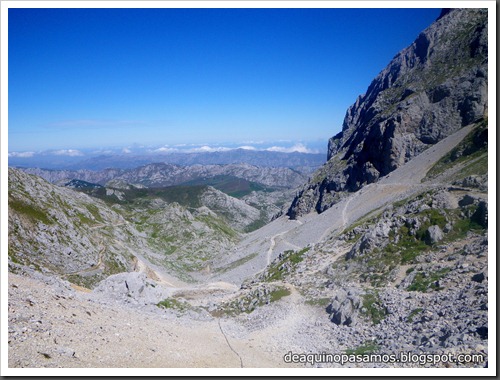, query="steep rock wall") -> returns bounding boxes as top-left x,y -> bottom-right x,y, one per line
288,8 -> 488,218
